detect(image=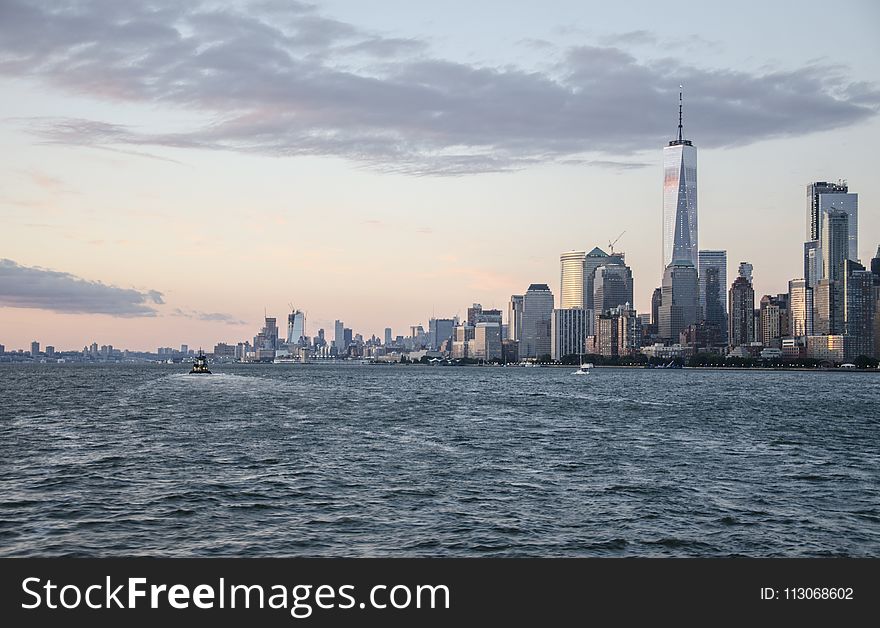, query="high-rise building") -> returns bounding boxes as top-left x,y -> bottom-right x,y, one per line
843,260 -> 874,359
729,276 -> 756,347
738,261 -> 753,283
813,279 -> 839,335
45,345 -> 55,357
651,287 -> 662,327
551,308 -> 589,360
583,247 -> 613,310
384,327 -> 392,346
760,294 -> 788,349
473,322 -> 502,361
466,304 -> 482,326
520,284 -> 554,359
30,341 -> 40,357
334,320 -> 344,351
662,90 -> 698,269
821,210 -> 849,283
508,295 -> 524,342
699,250 -> 727,329
788,279 -> 814,338
429,318 -> 455,351
560,250 -> 586,309
593,259 -> 634,314
702,265 -> 727,343
807,181 -> 858,261
287,309 -> 306,345
803,240 -> 820,288
658,262 -> 699,341
872,245 -> 880,278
